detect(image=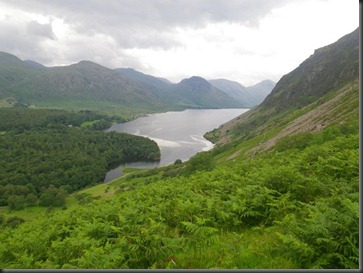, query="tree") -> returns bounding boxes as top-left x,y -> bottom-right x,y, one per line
39,185 -> 67,207
184,152 -> 215,175
7,195 -> 26,210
